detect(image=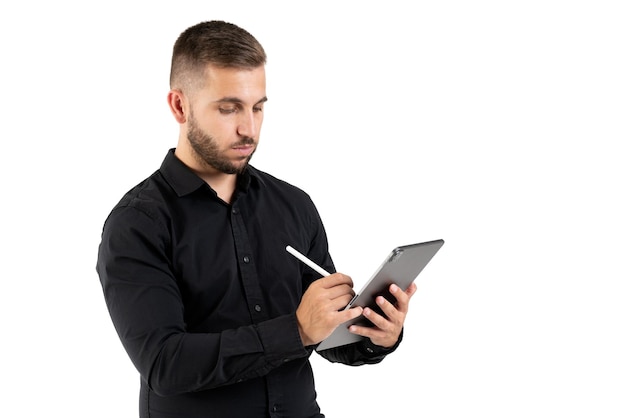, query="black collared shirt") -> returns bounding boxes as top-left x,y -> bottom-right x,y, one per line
97,149 -> 398,418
